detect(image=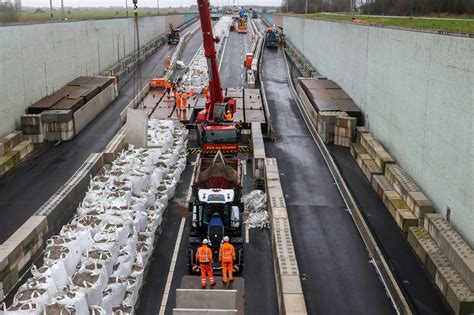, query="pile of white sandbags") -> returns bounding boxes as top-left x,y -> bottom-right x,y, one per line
180,16 -> 234,94
3,119 -> 188,315
243,190 -> 269,229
